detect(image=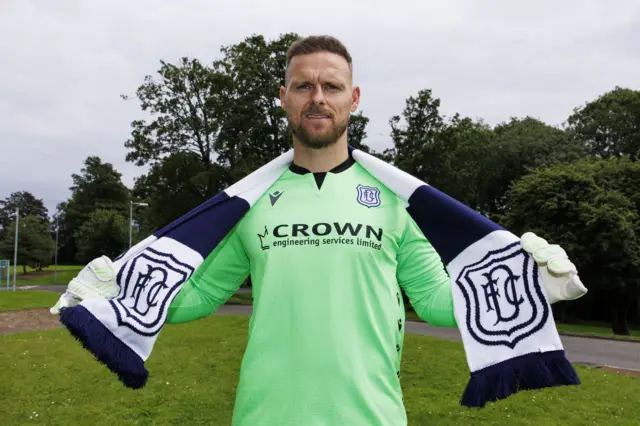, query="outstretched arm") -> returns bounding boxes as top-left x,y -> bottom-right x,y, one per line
167,224 -> 250,324
396,214 -> 457,328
